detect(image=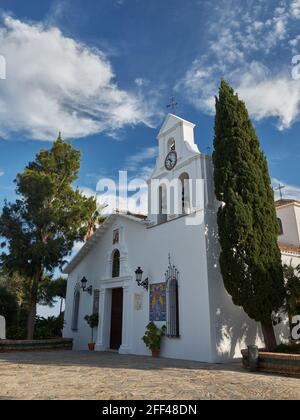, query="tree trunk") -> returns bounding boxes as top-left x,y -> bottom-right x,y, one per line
26,270 -> 41,340
261,320 -> 277,351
